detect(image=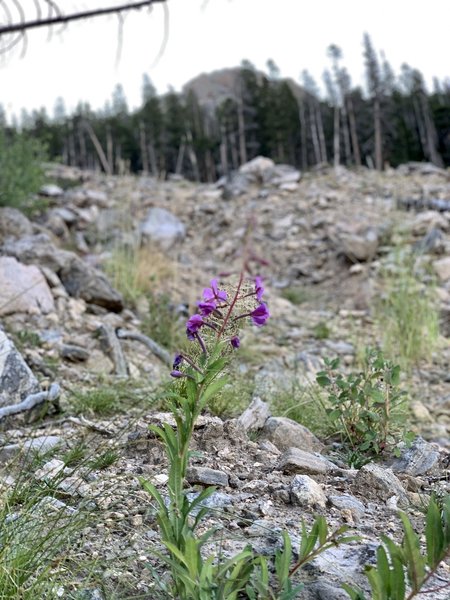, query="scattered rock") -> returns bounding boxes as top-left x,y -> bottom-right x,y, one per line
433,256 -> 450,282
0,329 -> 40,408
277,447 -> 339,476
139,207 -> 185,249
390,436 -> 440,476
353,463 -> 409,507
237,397 -> 271,431
0,256 -> 55,316
328,494 -> 366,520
338,227 -> 379,262
289,474 -> 326,508
40,183 -> 64,197
262,417 -> 324,452
186,466 -> 229,487
60,344 -> 90,362
0,207 -> 33,241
